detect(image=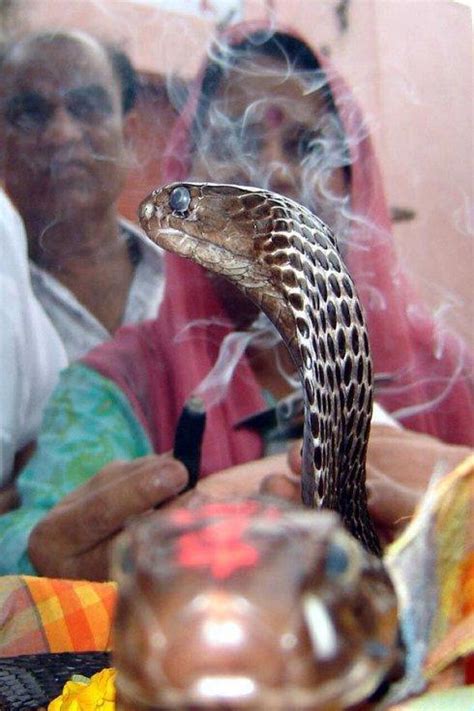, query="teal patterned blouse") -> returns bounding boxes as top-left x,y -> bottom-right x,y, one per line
0,363 -> 153,574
